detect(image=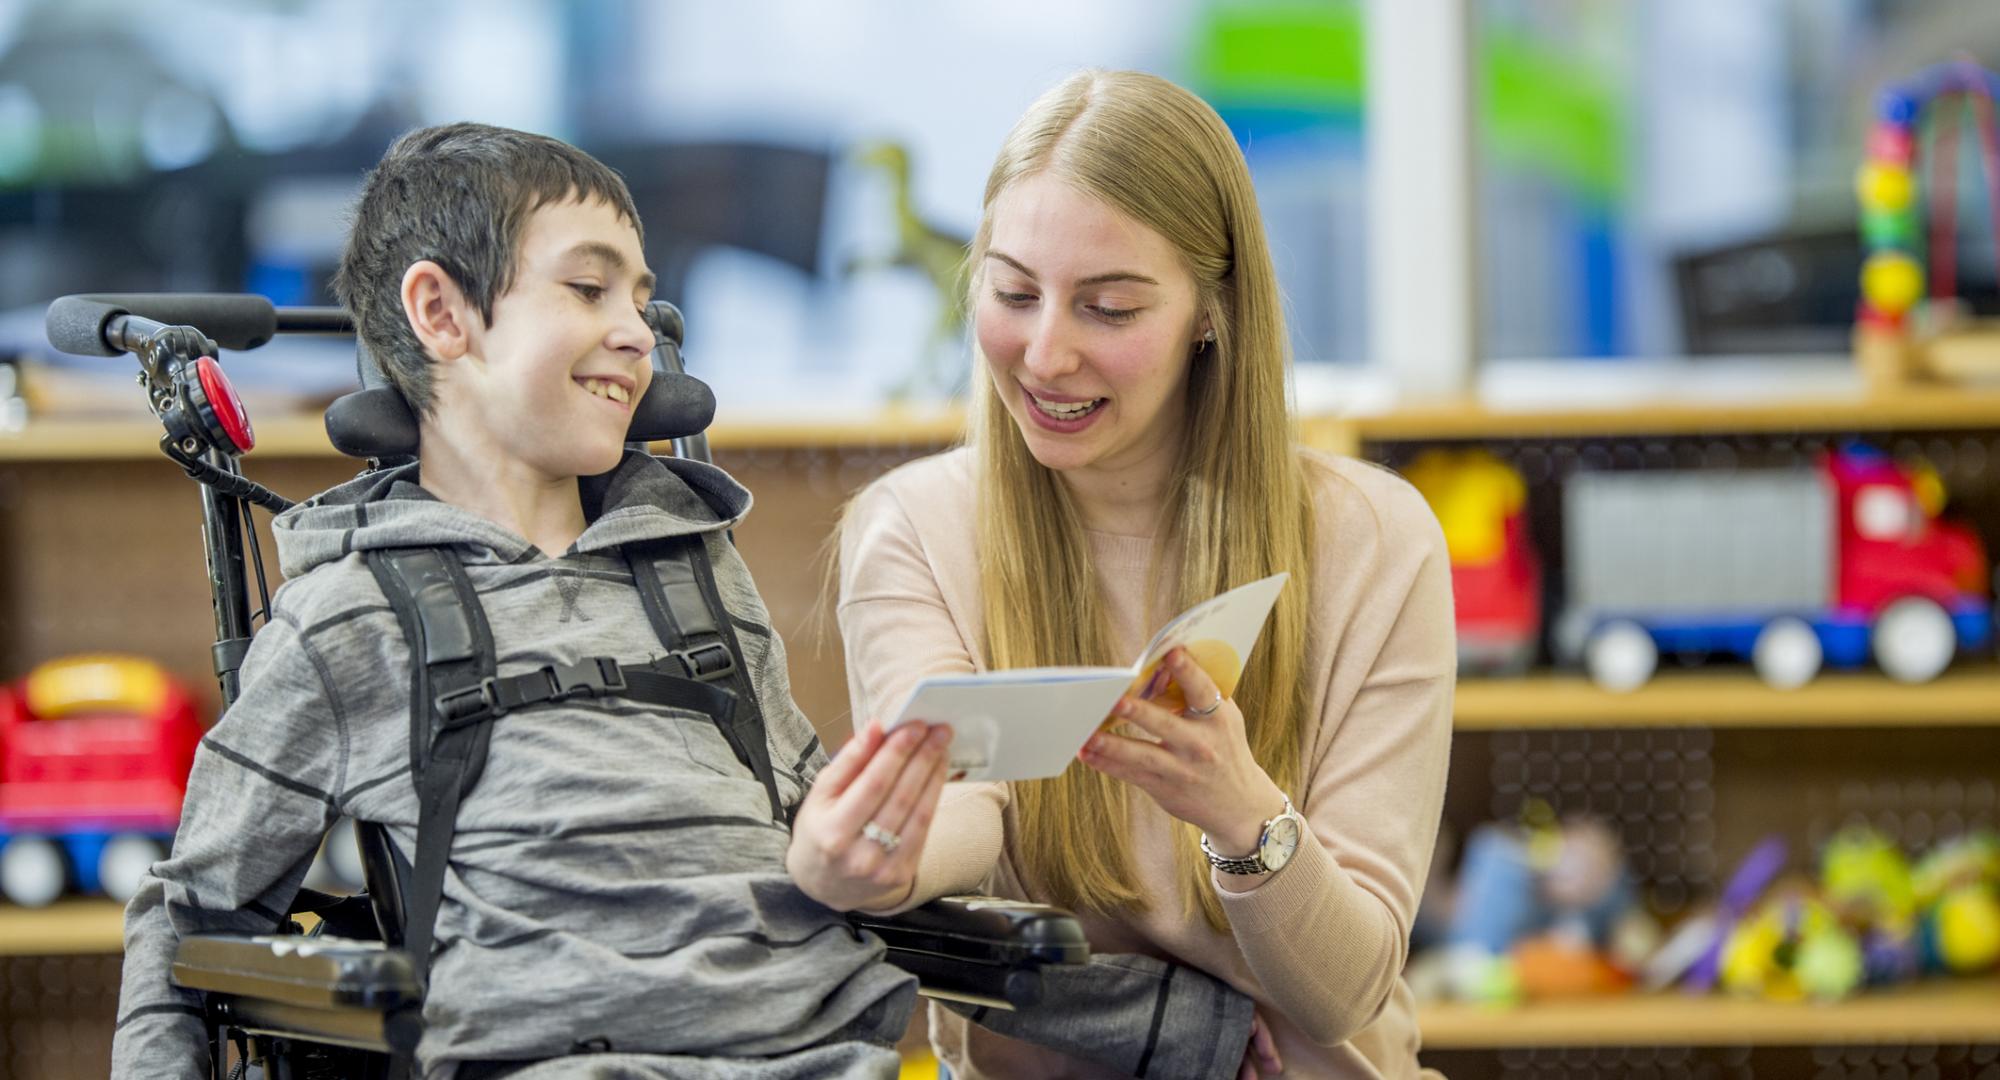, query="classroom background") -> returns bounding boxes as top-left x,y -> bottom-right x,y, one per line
3,1 -> 2000,1077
